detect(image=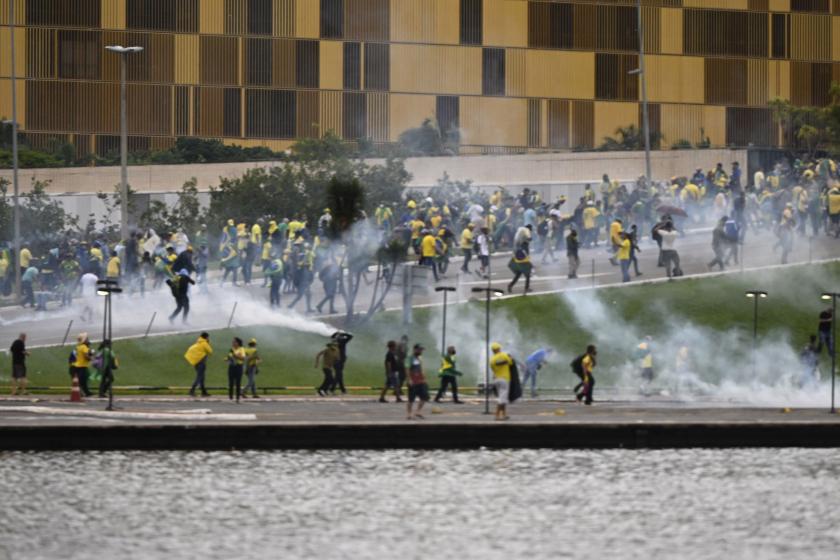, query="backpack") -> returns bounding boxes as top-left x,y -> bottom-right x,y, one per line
570,354 -> 585,375
651,225 -> 662,243
537,220 -> 549,236
68,349 -> 77,365
723,220 -> 739,242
